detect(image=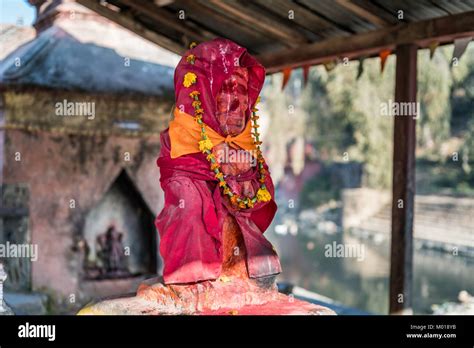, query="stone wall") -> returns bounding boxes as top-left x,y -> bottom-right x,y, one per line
1,89 -> 172,302
341,188 -> 391,230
